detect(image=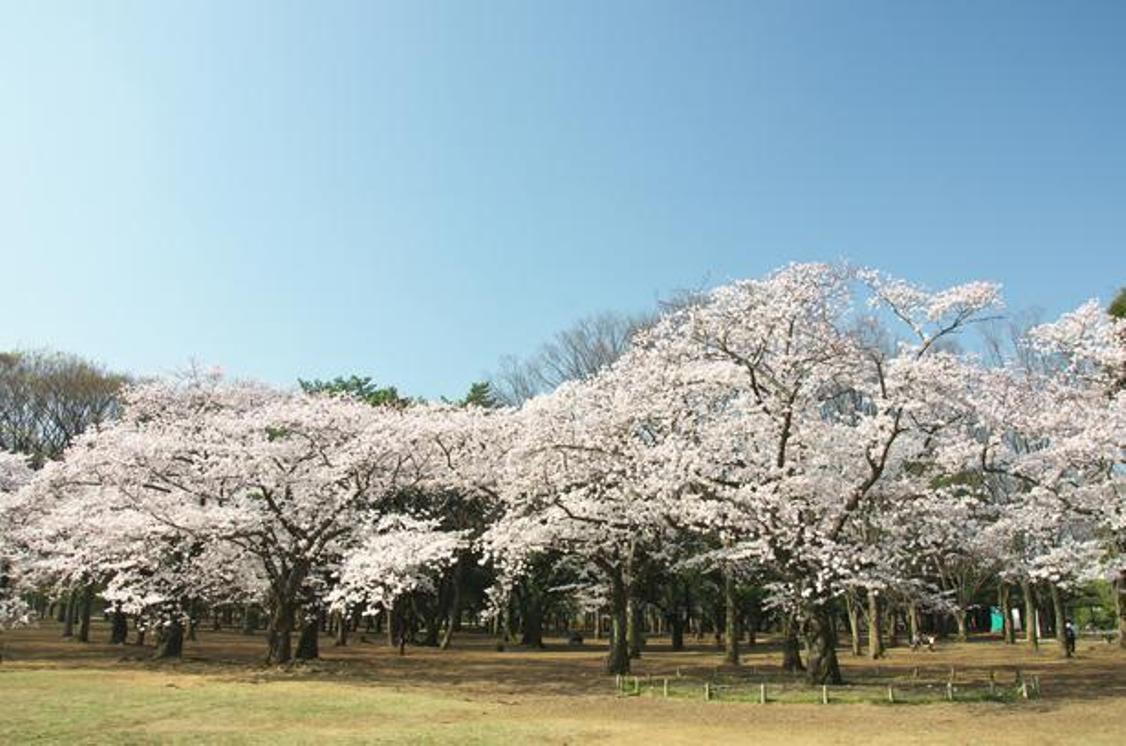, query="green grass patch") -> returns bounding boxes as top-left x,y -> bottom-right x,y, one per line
0,668 -> 579,744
